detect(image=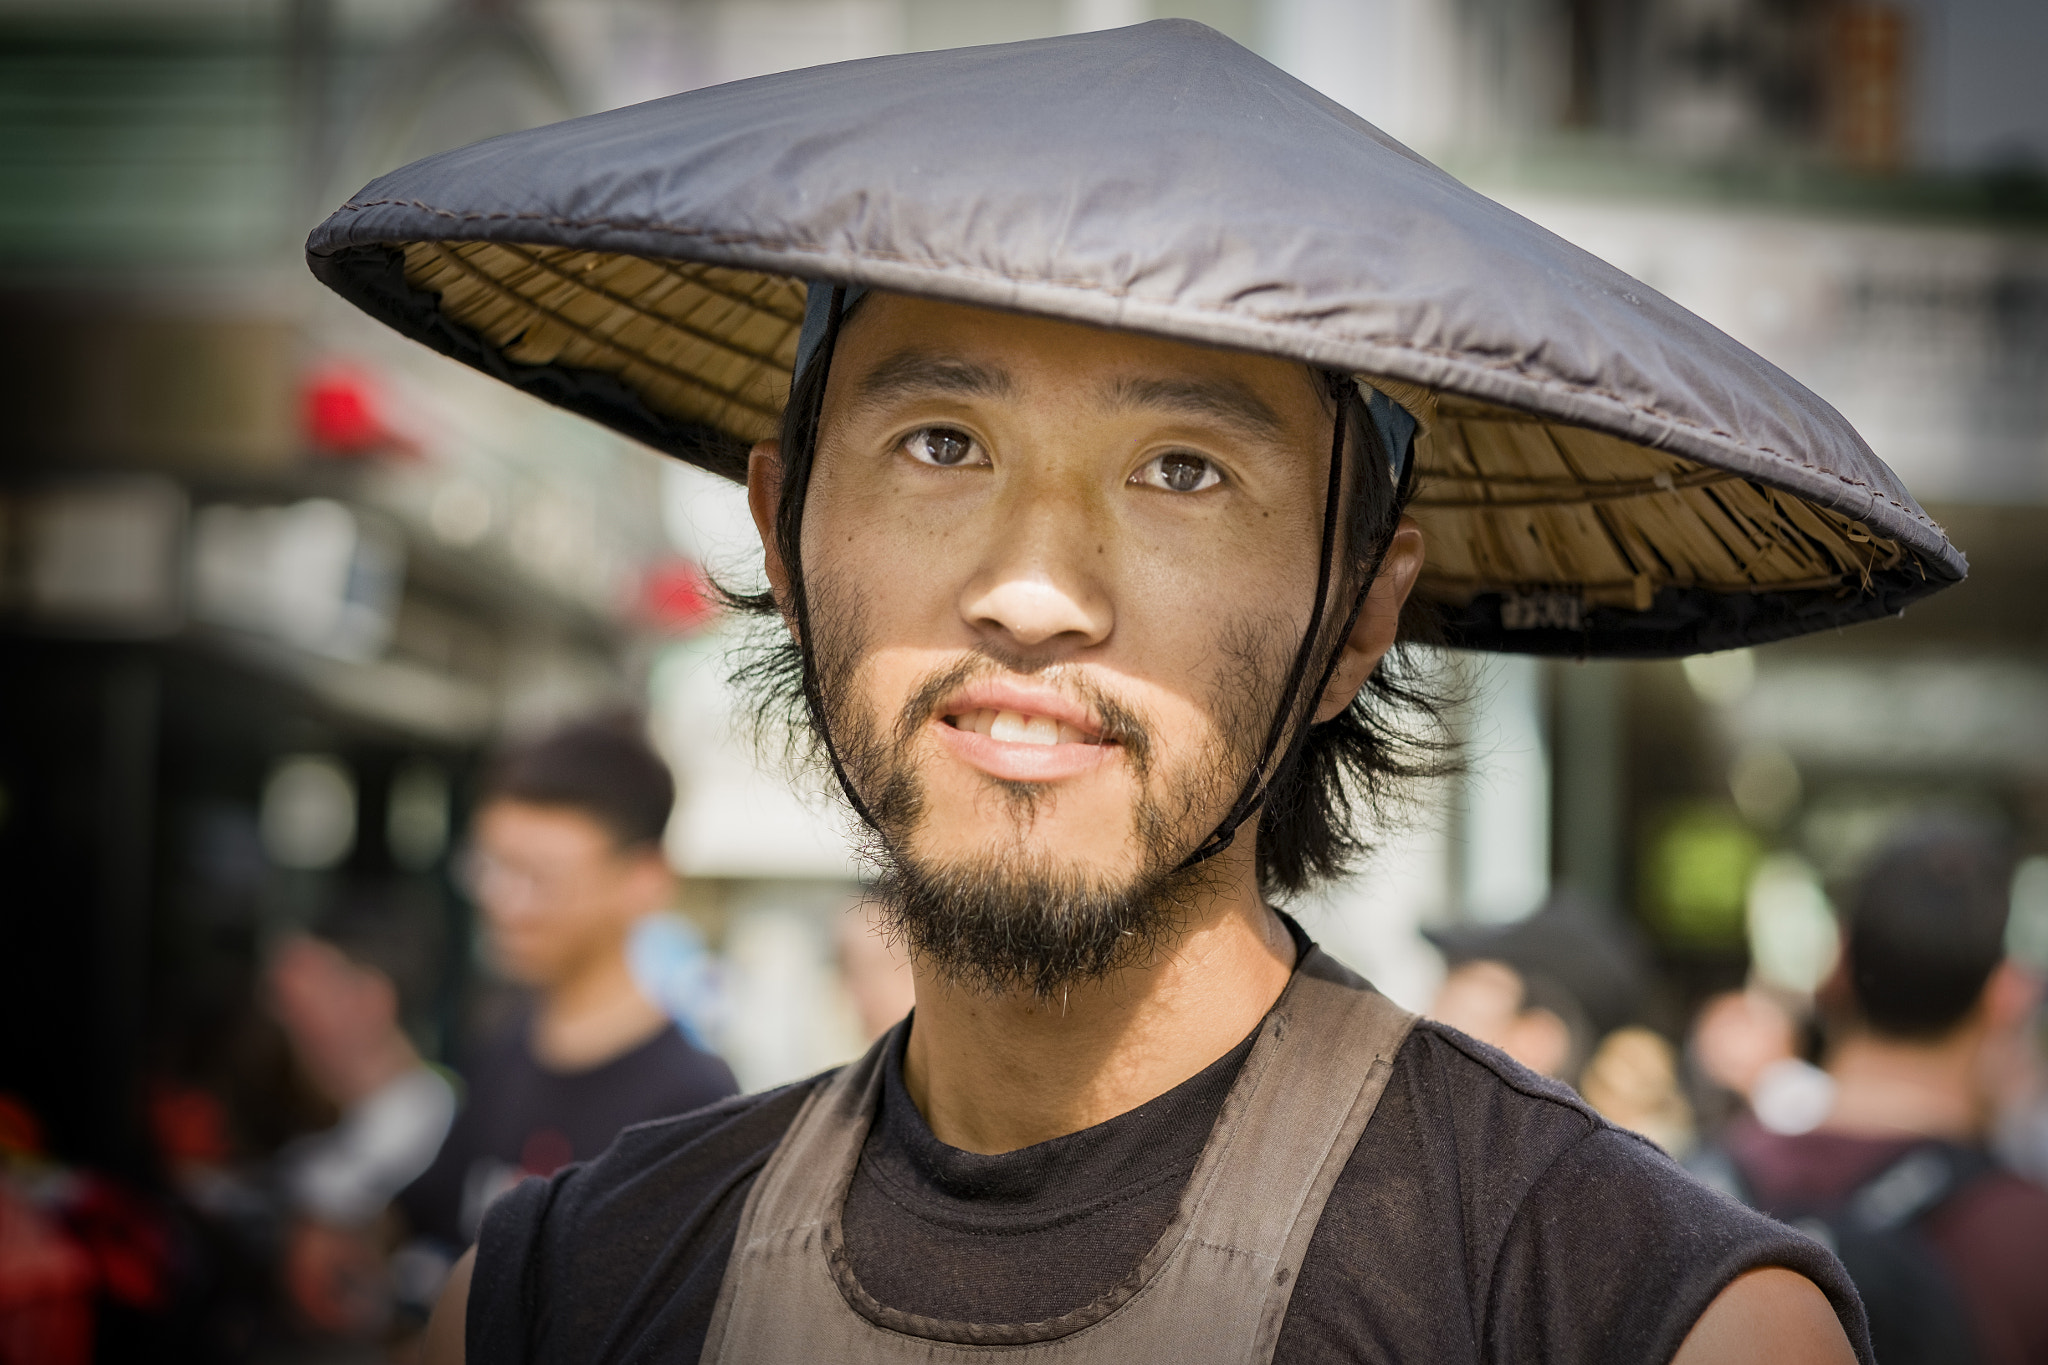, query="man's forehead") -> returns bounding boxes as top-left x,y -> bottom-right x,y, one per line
833,292 -> 1321,432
